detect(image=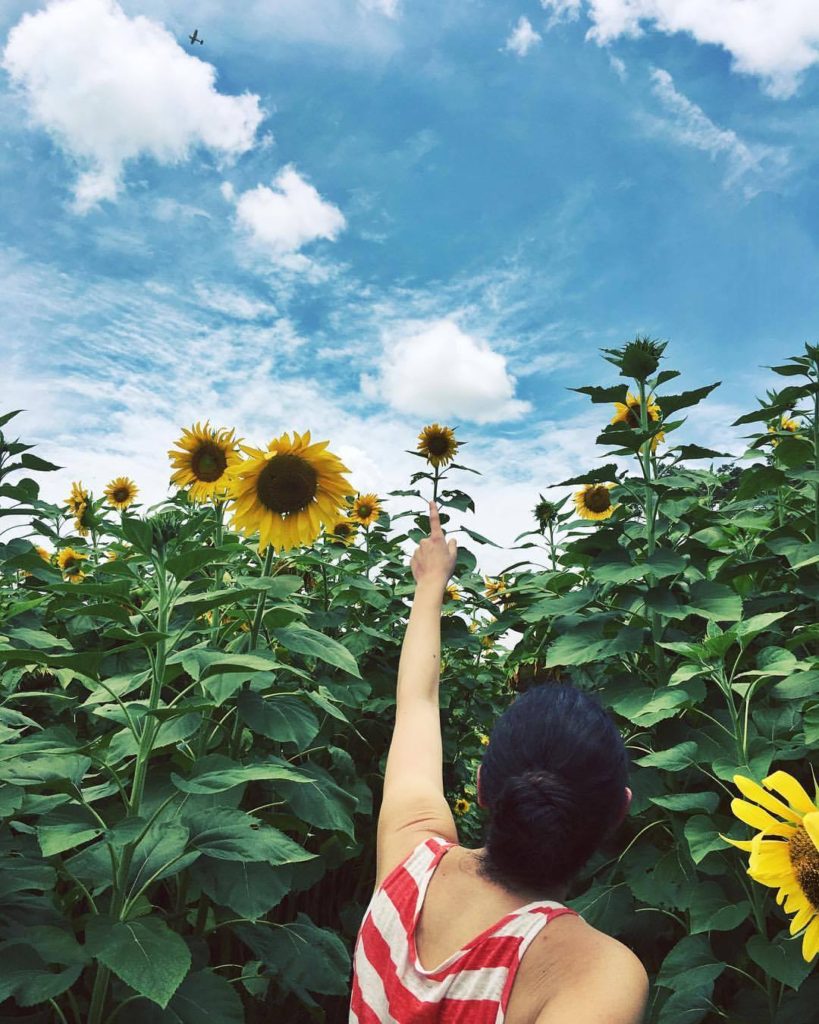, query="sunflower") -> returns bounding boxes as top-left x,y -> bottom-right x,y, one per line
57,547 -> 87,583
724,771 -> 819,961
104,476 -> 139,511
479,734 -> 490,747
73,499 -> 96,538
65,482 -> 89,517
417,423 -> 461,468
574,483 -> 617,521
468,619 -> 480,633
350,493 -> 381,527
611,391 -> 664,452
481,635 -> 494,649
454,797 -> 471,816
444,583 -> 462,603
534,495 -> 559,530
327,516 -> 359,546
227,430 -> 355,553
484,575 -> 508,601
169,422 -> 242,502
768,414 -> 801,447
34,546 -> 51,563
